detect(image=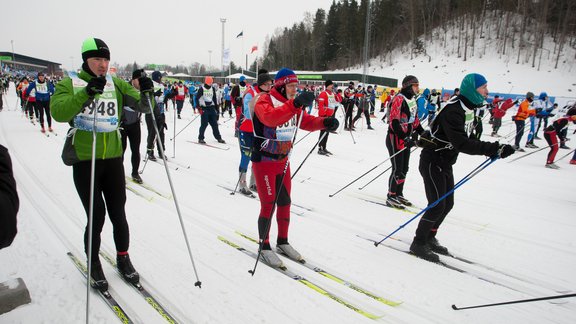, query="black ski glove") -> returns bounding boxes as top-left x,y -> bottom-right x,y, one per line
86,76 -> 106,97
154,89 -> 163,97
323,117 -> 339,132
139,76 -> 154,93
293,91 -> 315,108
496,144 -> 515,159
